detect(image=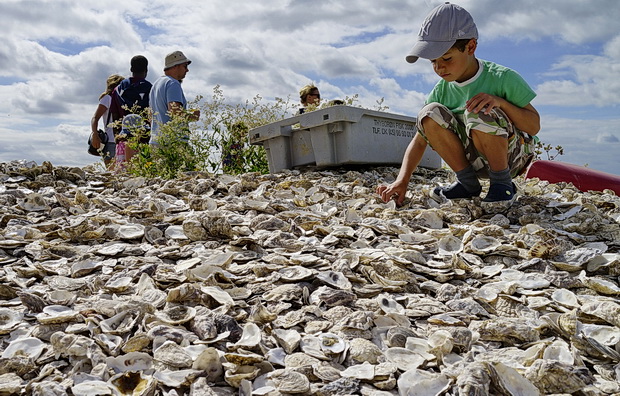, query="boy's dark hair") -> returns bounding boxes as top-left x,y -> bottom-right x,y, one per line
452,39 -> 474,52
130,55 -> 148,73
